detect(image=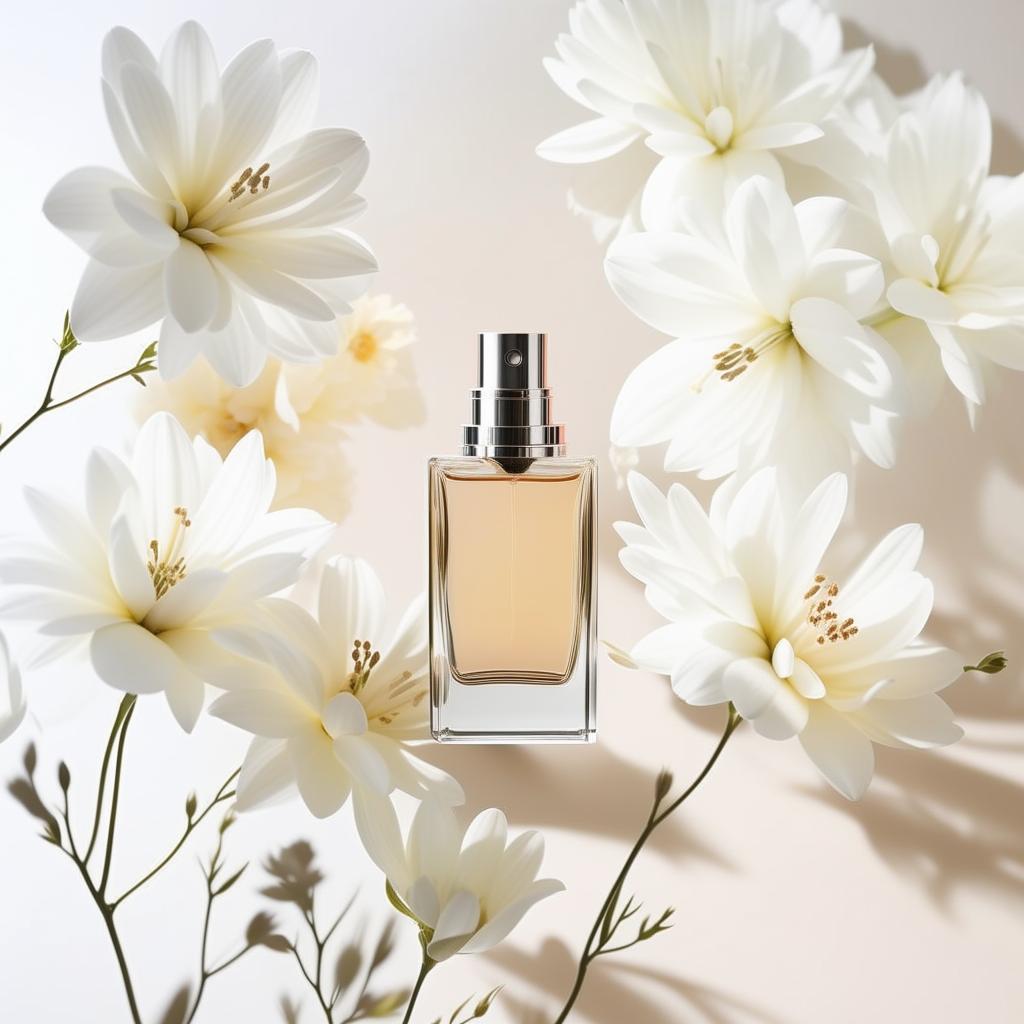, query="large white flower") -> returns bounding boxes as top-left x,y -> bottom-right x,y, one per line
617,469 -> 964,799
864,74 -> 1024,411
607,175 -> 904,489
0,632 -> 27,745
355,795 -> 564,961
537,0 -> 872,232
43,21 -> 376,386
209,556 -> 463,818
0,413 -> 329,731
